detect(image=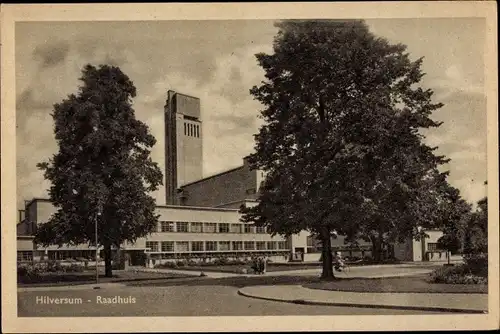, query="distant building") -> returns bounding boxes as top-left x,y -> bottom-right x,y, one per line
16,90 -> 448,265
